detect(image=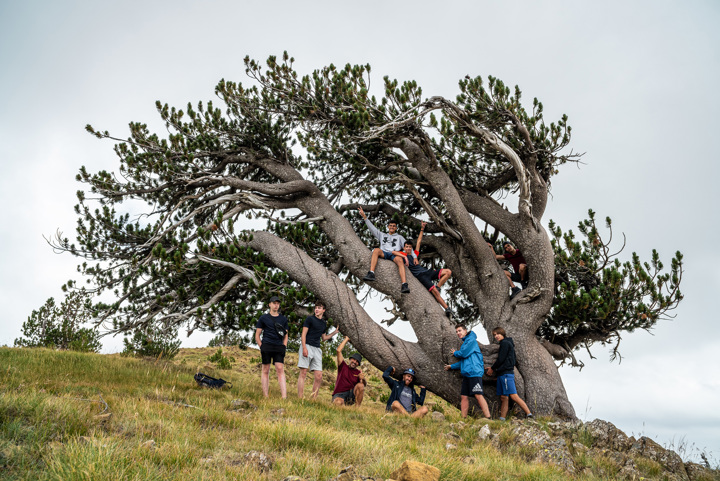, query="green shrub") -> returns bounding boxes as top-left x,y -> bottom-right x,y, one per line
208,348 -> 235,369
15,291 -> 101,353
122,326 -> 180,359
